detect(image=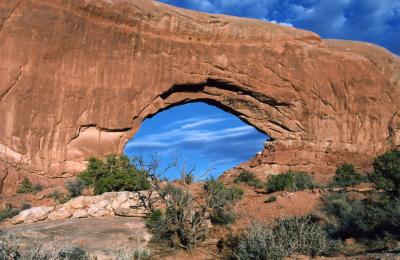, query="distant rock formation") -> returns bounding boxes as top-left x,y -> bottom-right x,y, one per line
0,0 -> 399,194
